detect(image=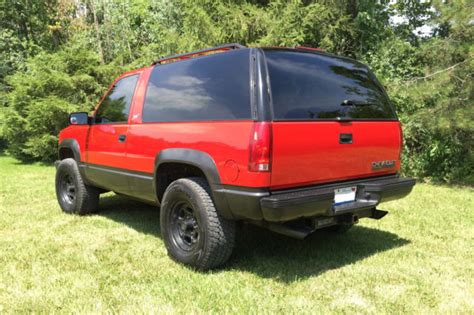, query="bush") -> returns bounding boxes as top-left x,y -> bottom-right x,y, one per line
6,97 -> 76,161
0,107 -> 7,153
401,115 -> 473,184
2,44 -> 118,162
389,66 -> 473,184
